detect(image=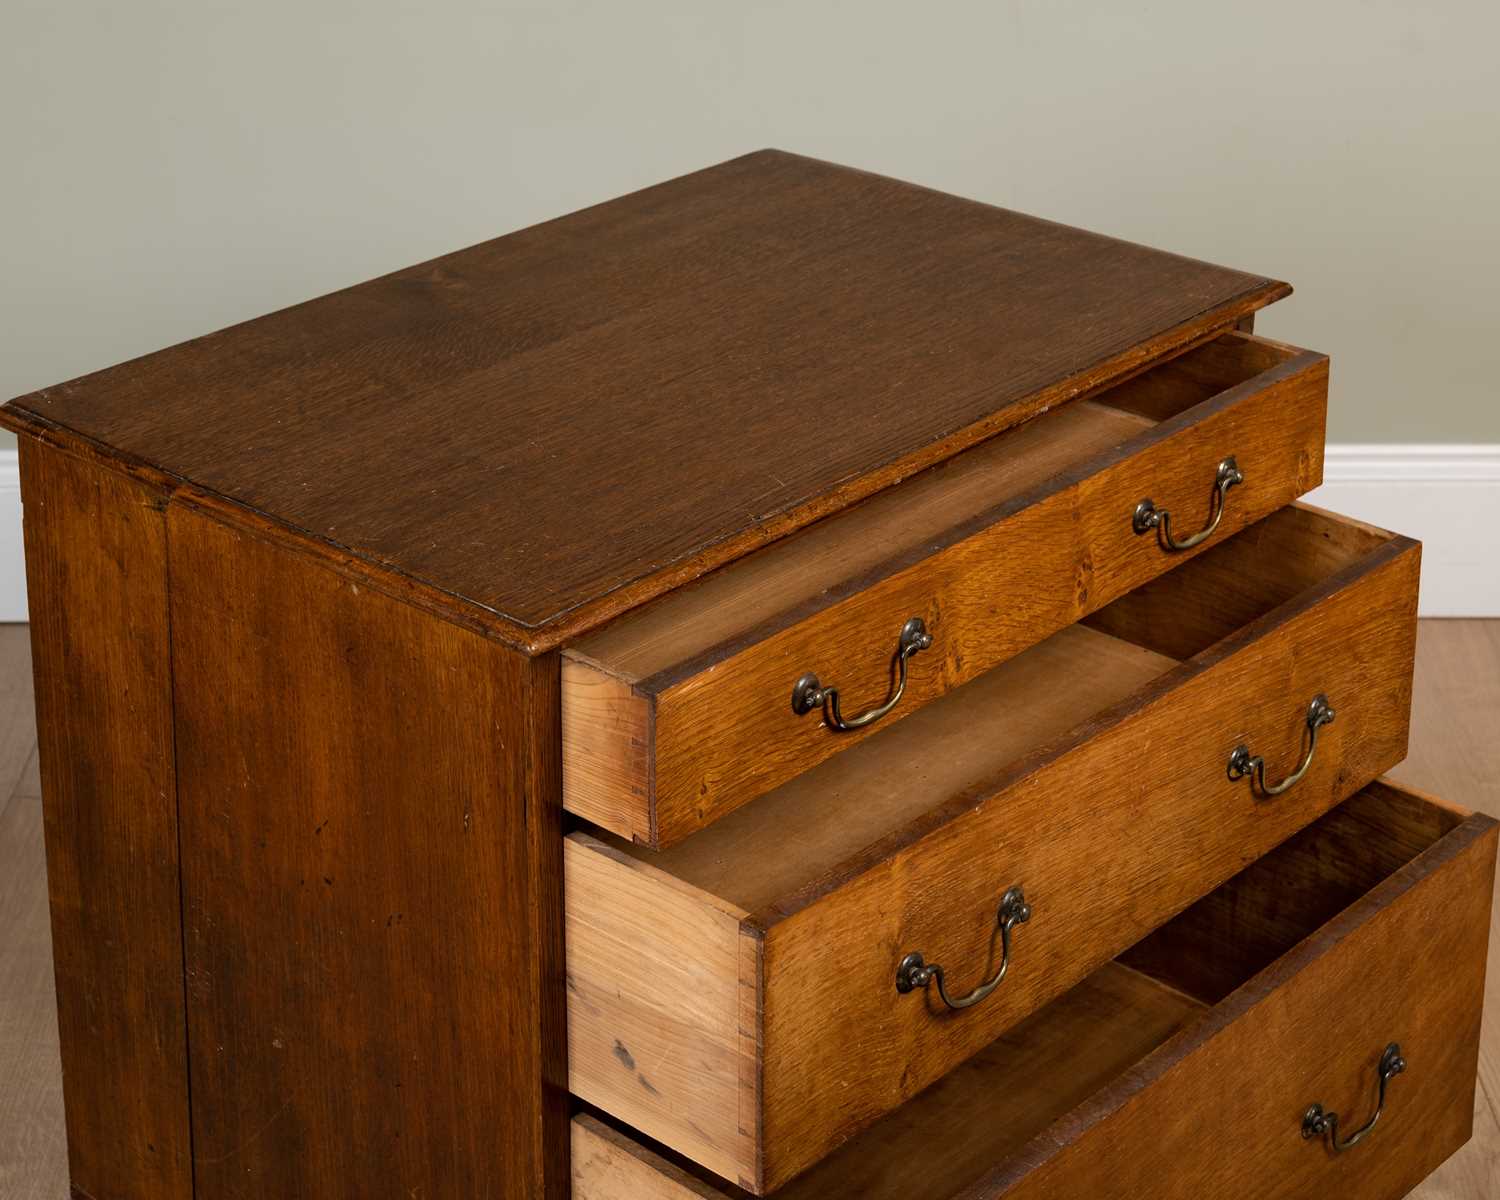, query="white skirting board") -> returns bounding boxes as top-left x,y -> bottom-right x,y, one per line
0,445 -> 1496,622
1304,446 -> 1500,618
